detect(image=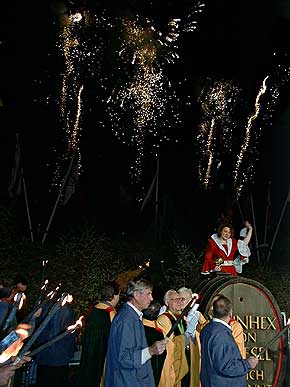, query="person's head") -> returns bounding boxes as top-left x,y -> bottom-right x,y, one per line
164,289 -> 183,314
178,287 -> 192,309
217,224 -> 234,242
212,295 -> 232,321
208,294 -> 222,317
127,279 -> 153,311
13,275 -> 28,293
99,281 -> 120,307
0,287 -> 13,300
142,302 -> 161,321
